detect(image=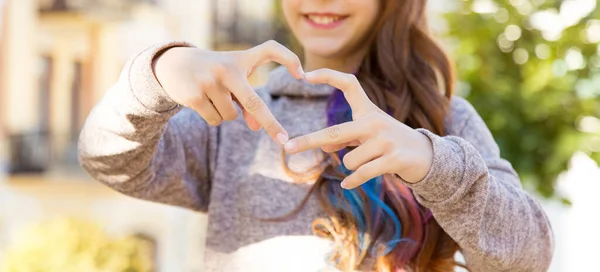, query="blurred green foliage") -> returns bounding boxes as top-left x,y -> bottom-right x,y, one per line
445,0 -> 600,199
0,218 -> 154,272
